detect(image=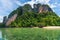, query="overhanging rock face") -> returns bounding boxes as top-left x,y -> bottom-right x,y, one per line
6,14 -> 17,26
33,4 -> 52,13
39,5 -> 52,13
